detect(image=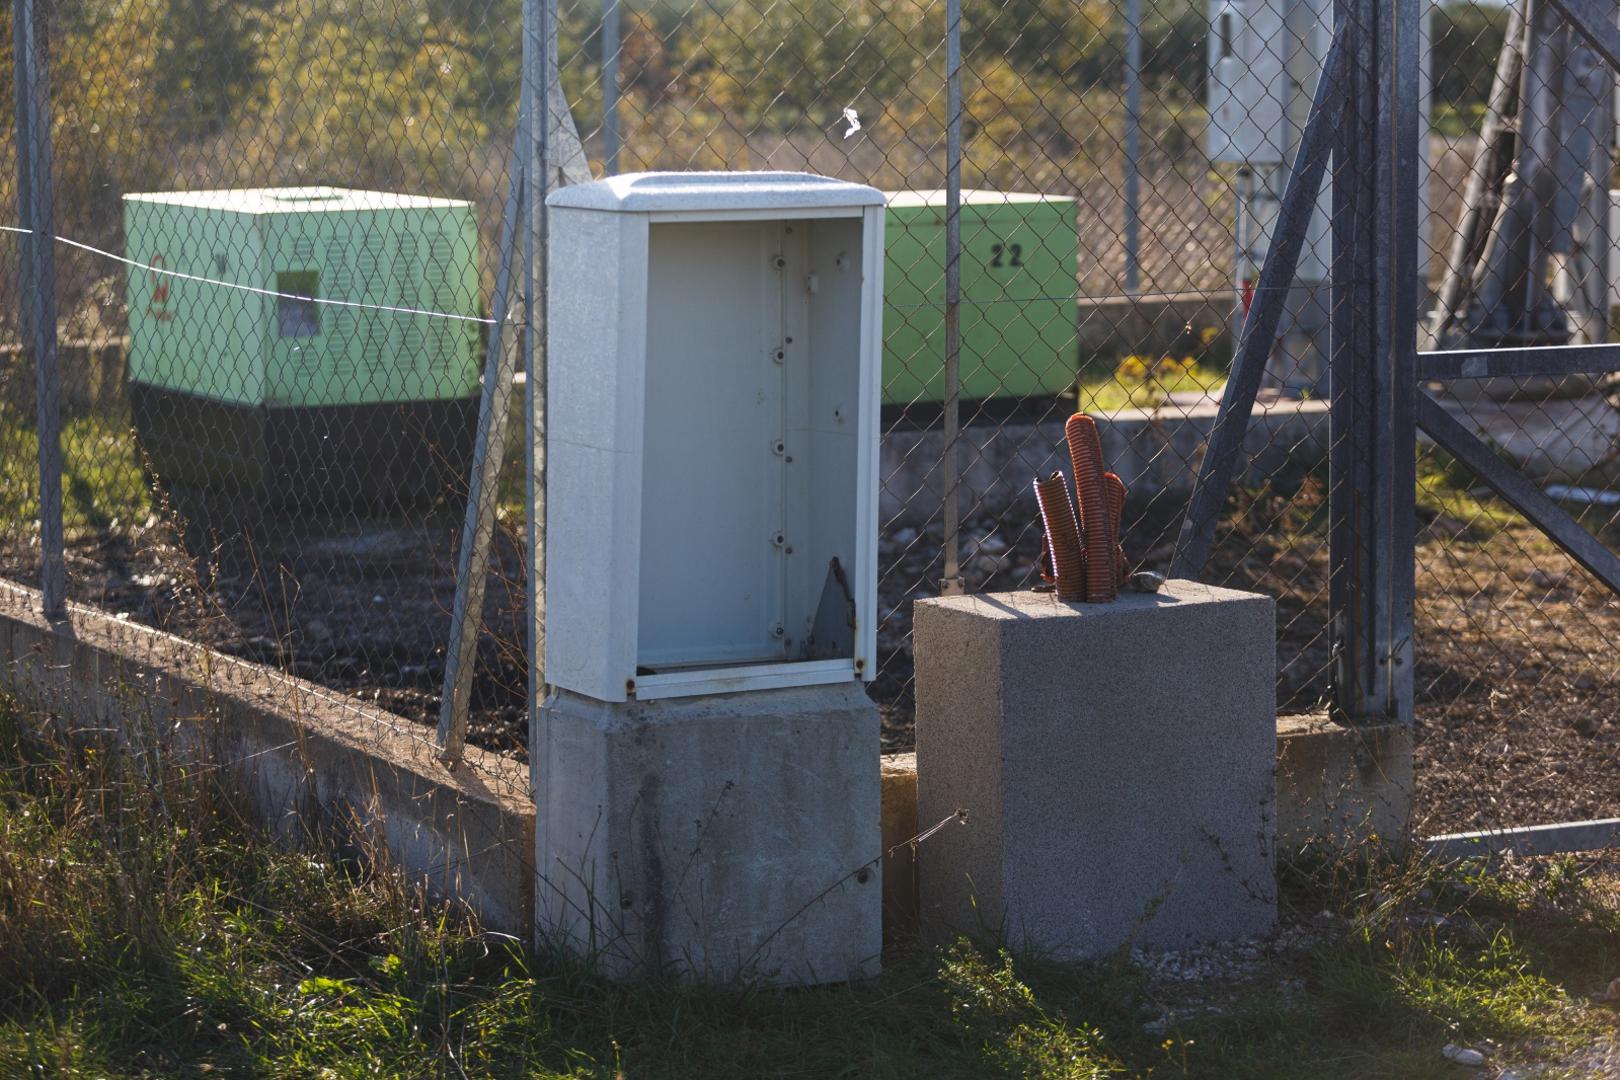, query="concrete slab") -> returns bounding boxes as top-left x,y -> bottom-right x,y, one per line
880,398 -> 1329,528
1435,394 -> 1620,486
1275,713 -> 1412,855
914,583 -> 1277,958
535,683 -> 882,985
